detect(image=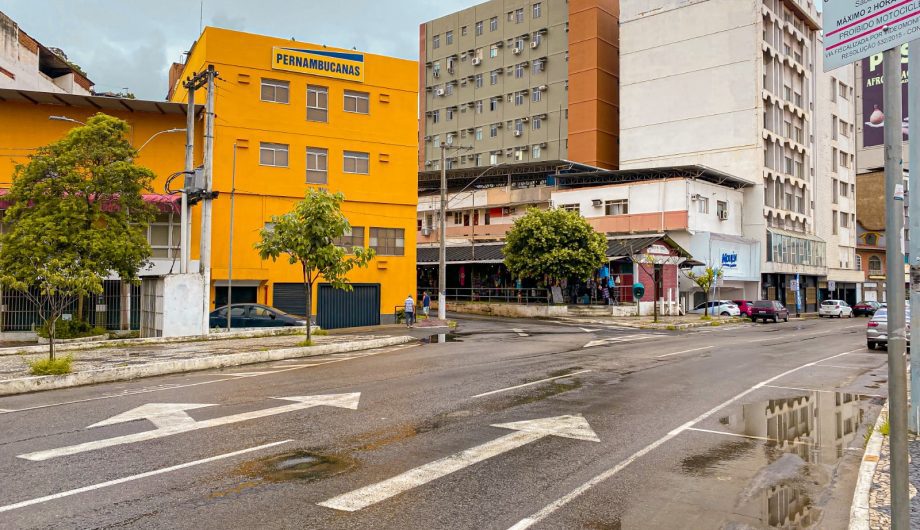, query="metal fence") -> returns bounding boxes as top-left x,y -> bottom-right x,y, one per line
419,287 -> 551,305
0,280 -> 141,332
